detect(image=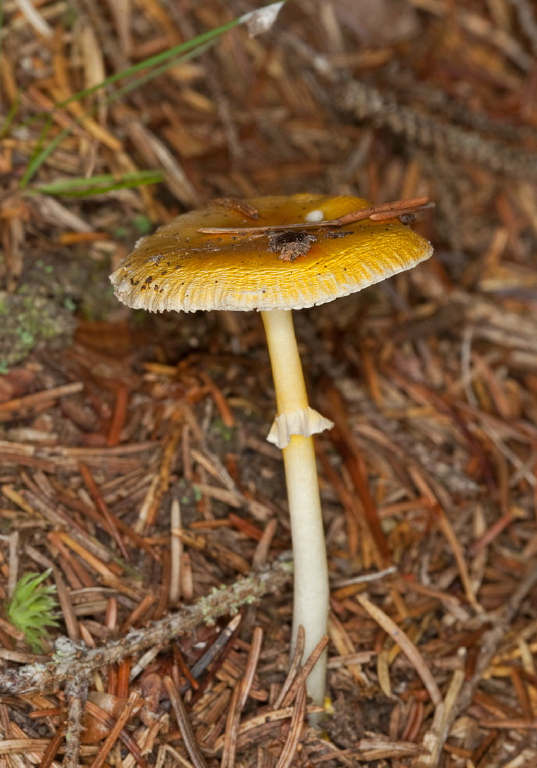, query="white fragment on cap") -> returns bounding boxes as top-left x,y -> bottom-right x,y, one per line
305,209 -> 324,222
267,407 -> 334,449
240,2 -> 284,37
